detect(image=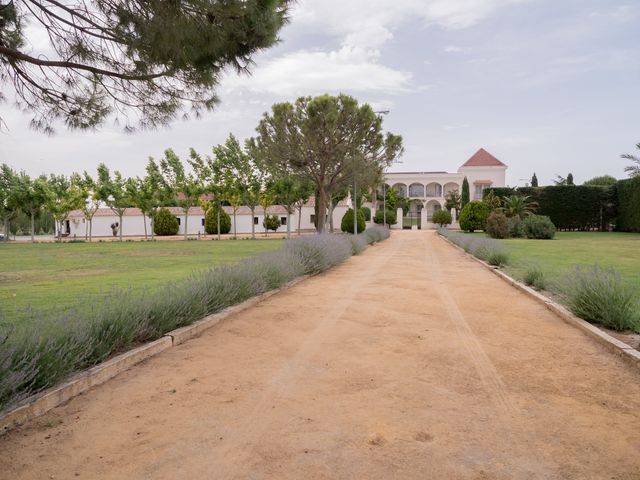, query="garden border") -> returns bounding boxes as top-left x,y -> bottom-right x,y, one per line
438,233 -> 640,371
0,275 -> 309,435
